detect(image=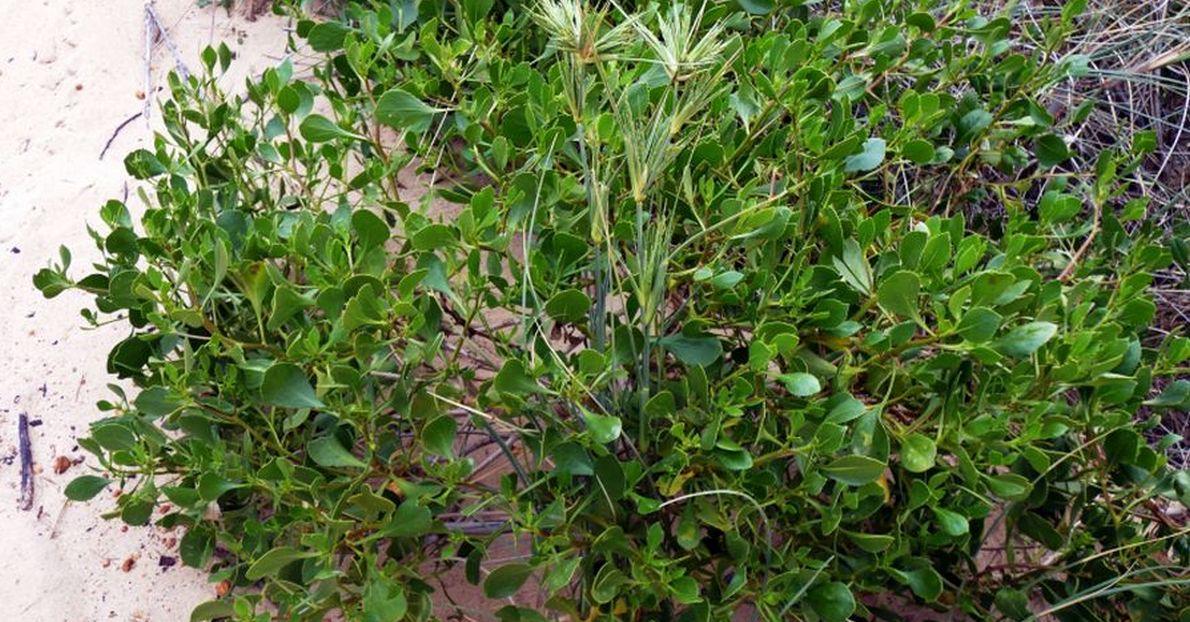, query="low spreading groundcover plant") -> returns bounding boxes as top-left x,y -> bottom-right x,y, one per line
35,0 -> 1190,620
